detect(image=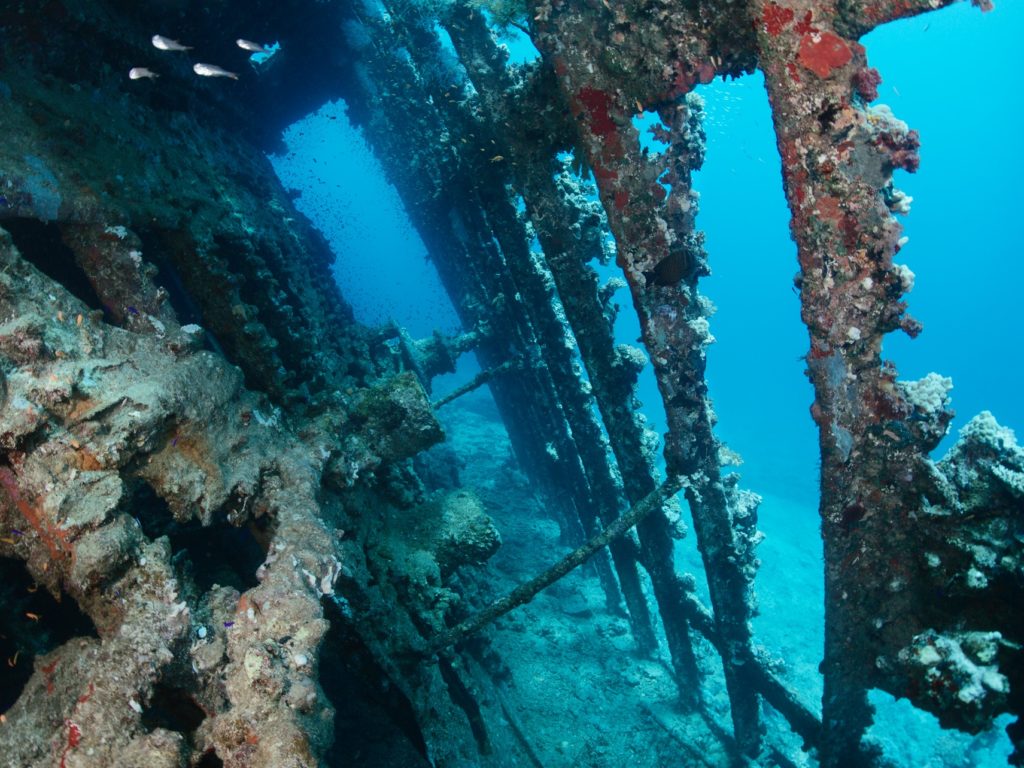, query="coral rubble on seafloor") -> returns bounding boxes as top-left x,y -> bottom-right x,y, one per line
0,0 -> 1019,767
